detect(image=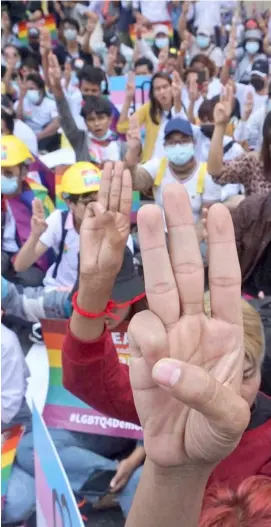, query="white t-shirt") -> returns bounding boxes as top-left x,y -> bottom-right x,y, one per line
191,1 -> 221,30
235,83 -> 268,116
40,210 -> 134,289
132,0 -> 170,23
141,158 -> 224,223
190,41 -> 224,68
2,203 -> 19,254
14,96 -> 58,134
14,119 -> 38,155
